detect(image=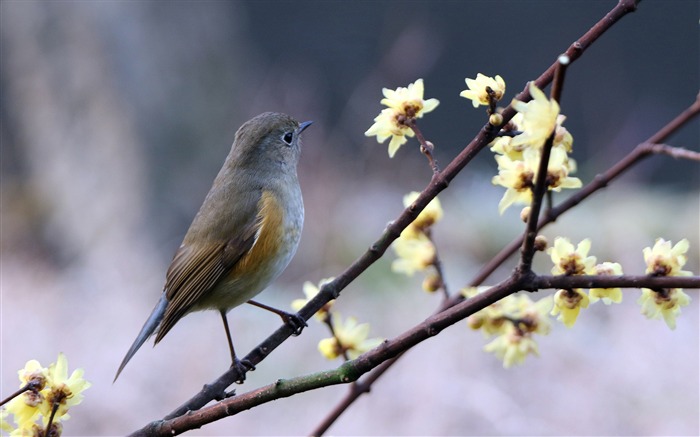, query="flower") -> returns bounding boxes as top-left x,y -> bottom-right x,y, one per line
4,360 -> 48,427
365,78 -> 439,157
638,288 -> 691,330
39,353 -> 91,421
548,237 -> 597,276
391,231 -> 436,276
643,238 -> 692,277
510,82 -> 560,149
491,147 -> 539,214
638,238 -> 693,329
318,314 -> 383,360
546,146 -> 581,193
491,145 -> 580,215
467,290 -> 552,367
402,191 -> 443,231
4,354 -> 90,432
589,262 -> 624,304
484,325 -> 540,368
551,288 -> 590,327
292,278 -> 335,322
460,73 -> 506,108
